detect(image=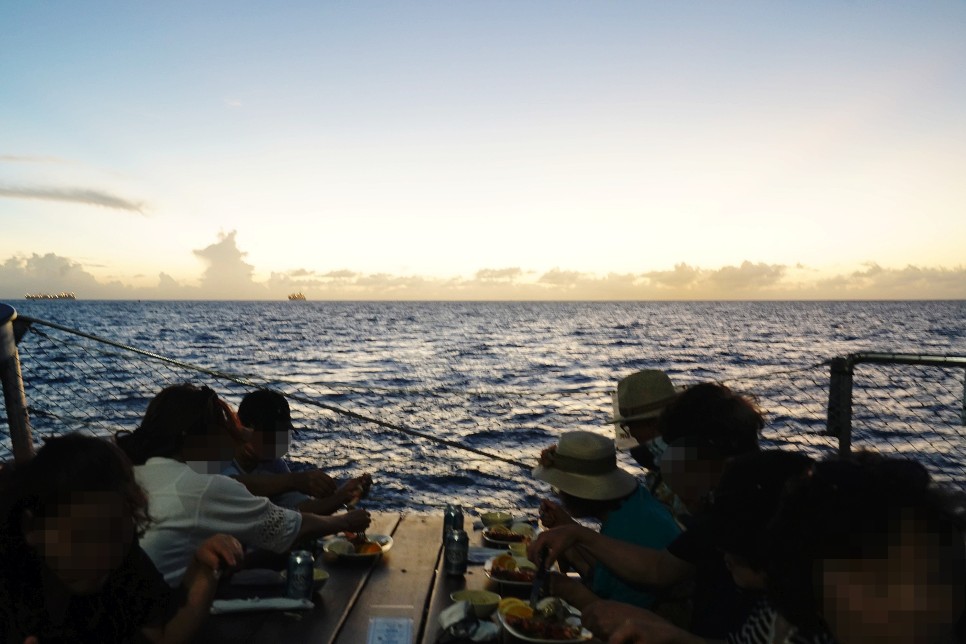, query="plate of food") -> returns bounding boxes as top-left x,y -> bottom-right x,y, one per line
483,554 -> 538,587
482,522 -> 534,547
321,533 -> 393,560
496,597 -> 592,643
